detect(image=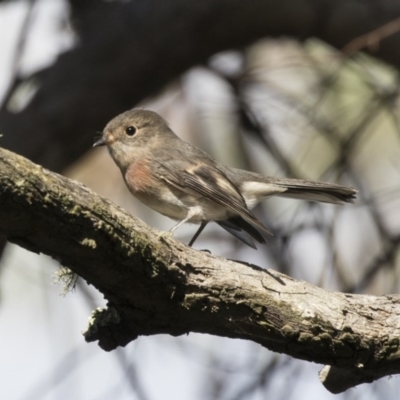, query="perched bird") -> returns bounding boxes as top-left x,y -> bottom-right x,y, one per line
93,109 -> 356,248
